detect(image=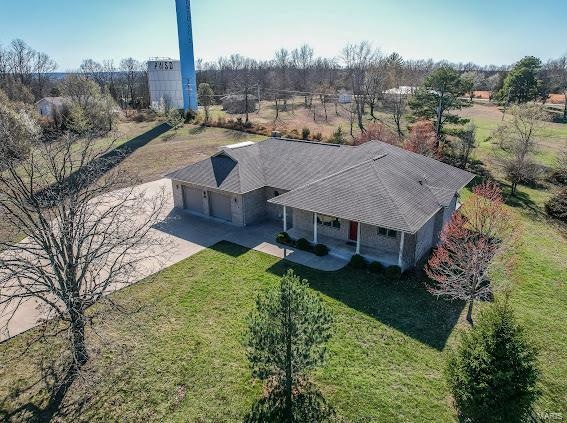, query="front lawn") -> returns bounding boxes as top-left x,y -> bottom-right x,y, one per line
0,233 -> 565,421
